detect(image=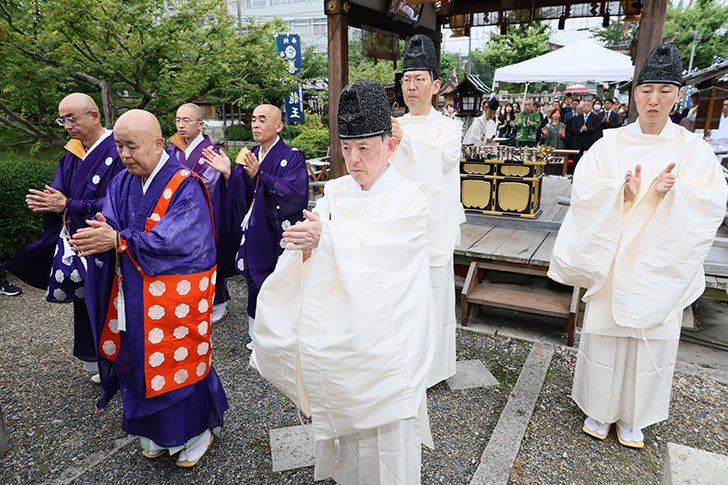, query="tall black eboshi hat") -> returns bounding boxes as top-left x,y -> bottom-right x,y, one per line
402,34 -> 438,76
636,44 -> 683,87
338,80 -> 392,139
